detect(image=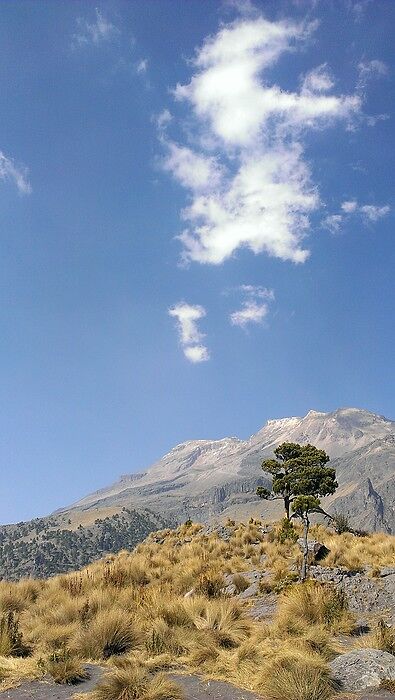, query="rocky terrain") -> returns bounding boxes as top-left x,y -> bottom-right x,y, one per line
1,407 -> 394,579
